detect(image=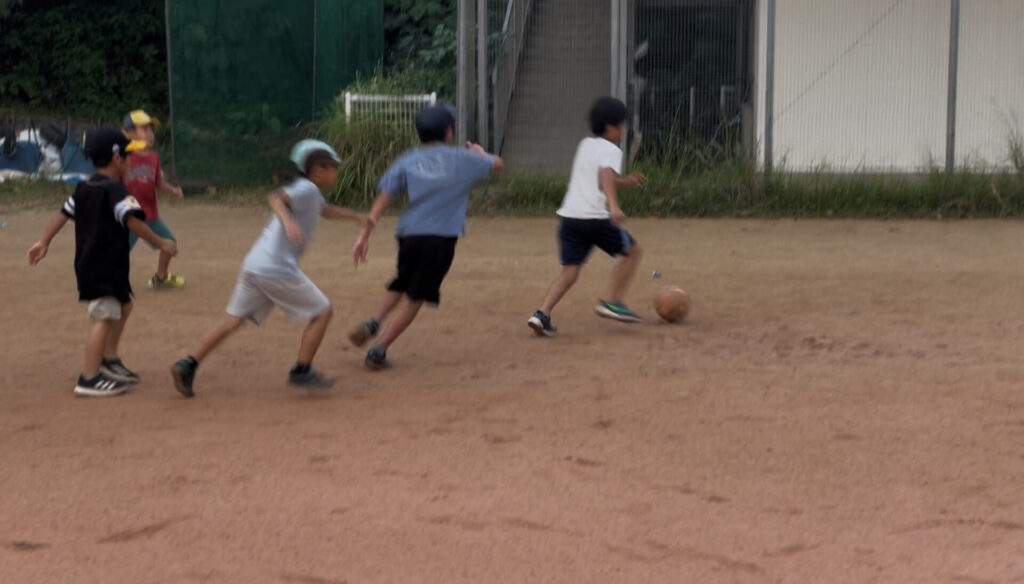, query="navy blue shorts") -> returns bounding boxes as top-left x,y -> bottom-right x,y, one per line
558,217 -> 636,266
